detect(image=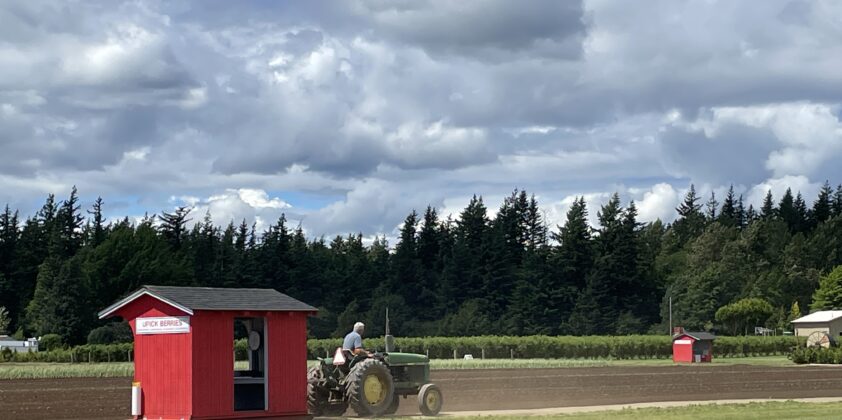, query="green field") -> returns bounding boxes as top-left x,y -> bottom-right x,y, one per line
444,401 -> 842,419
0,356 -> 793,380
